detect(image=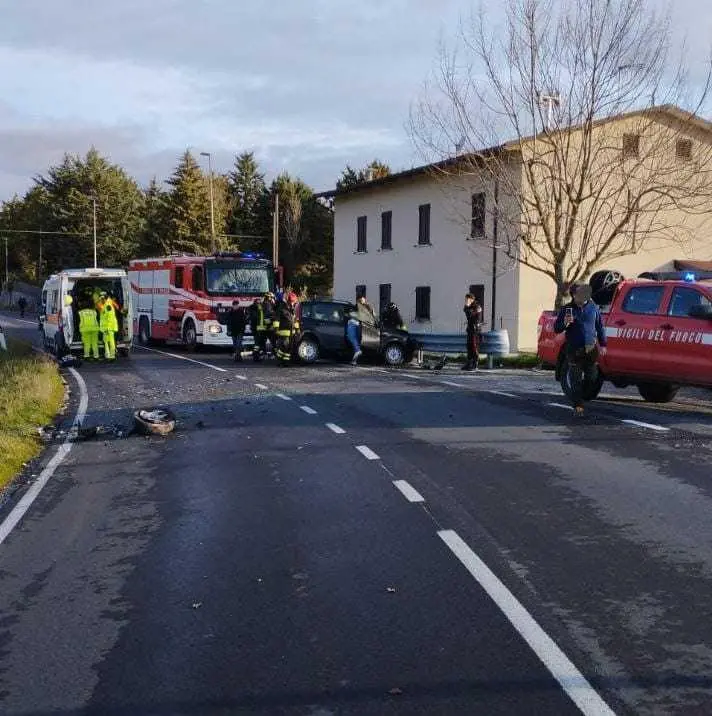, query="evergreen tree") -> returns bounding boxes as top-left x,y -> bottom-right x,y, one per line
227,152 -> 270,243
336,160 -> 391,190
137,177 -> 168,257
